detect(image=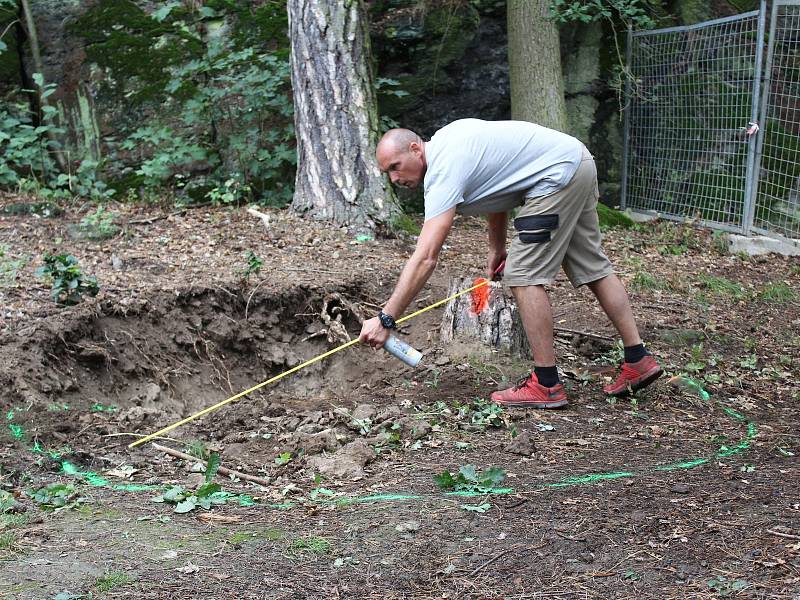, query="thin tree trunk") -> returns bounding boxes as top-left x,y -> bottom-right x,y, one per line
19,0 -> 68,173
507,0 -> 567,132
288,0 -> 400,233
